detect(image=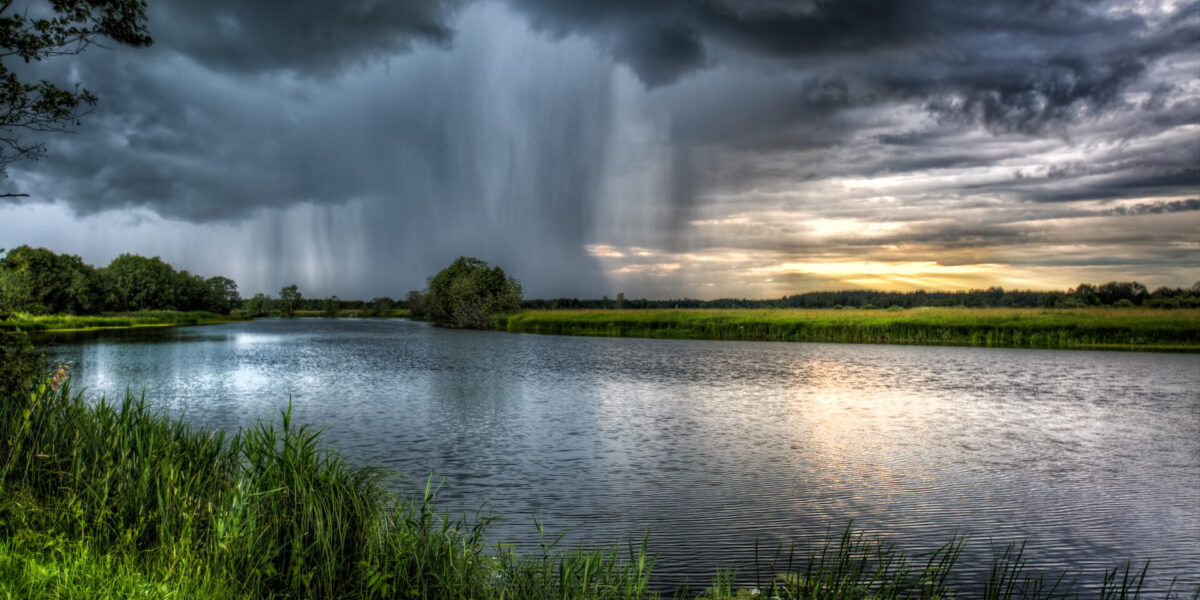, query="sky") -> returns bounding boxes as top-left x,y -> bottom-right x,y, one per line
0,0 -> 1197,300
